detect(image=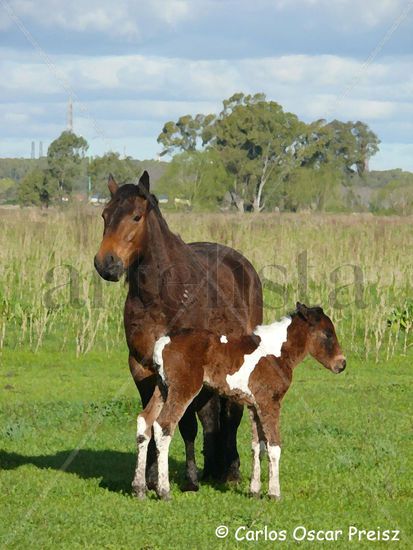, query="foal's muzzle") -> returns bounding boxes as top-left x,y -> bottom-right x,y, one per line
94,253 -> 124,282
